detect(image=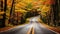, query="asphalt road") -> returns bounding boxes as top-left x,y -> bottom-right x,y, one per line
0,16 -> 58,34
